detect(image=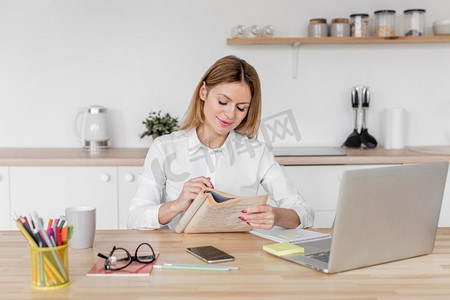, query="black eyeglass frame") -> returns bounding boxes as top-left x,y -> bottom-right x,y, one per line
97,242 -> 156,271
